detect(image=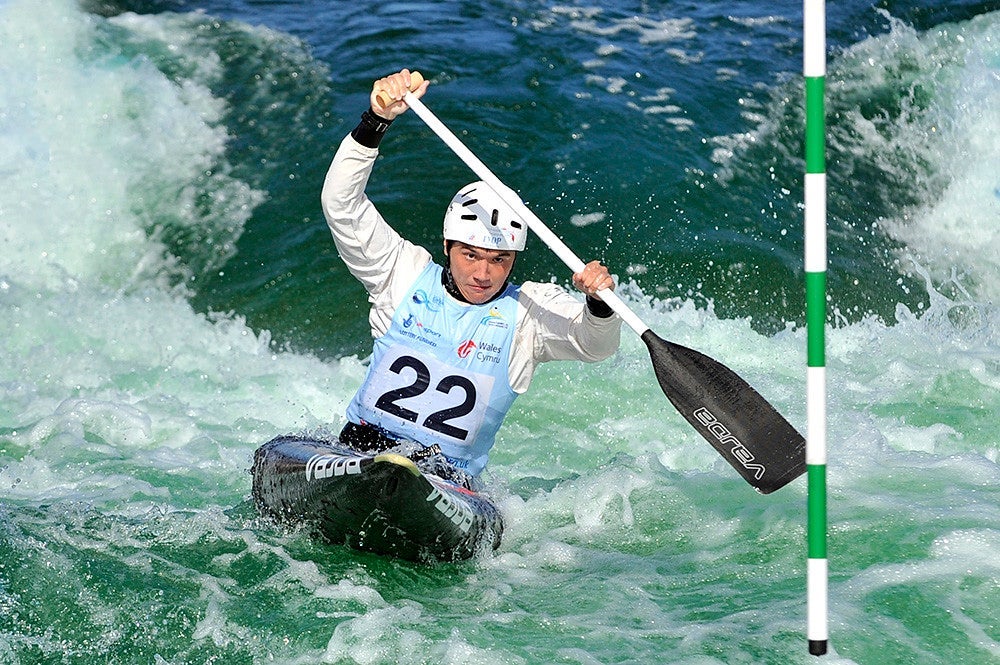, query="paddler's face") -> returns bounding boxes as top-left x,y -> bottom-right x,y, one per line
445,241 -> 516,304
